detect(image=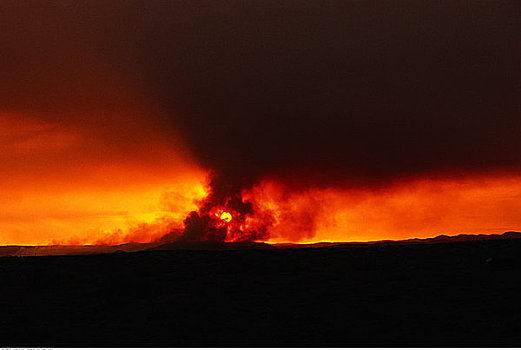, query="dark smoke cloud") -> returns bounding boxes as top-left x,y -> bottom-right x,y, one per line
139,0 -> 520,187
178,172 -> 263,242
3,0 -> 519,186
